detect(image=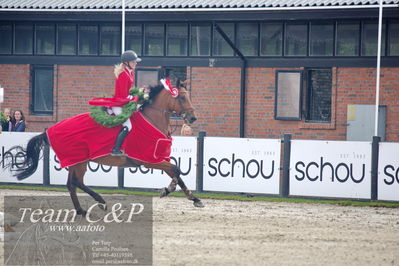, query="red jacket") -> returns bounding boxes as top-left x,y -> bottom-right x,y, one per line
89,68 -> 135,107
